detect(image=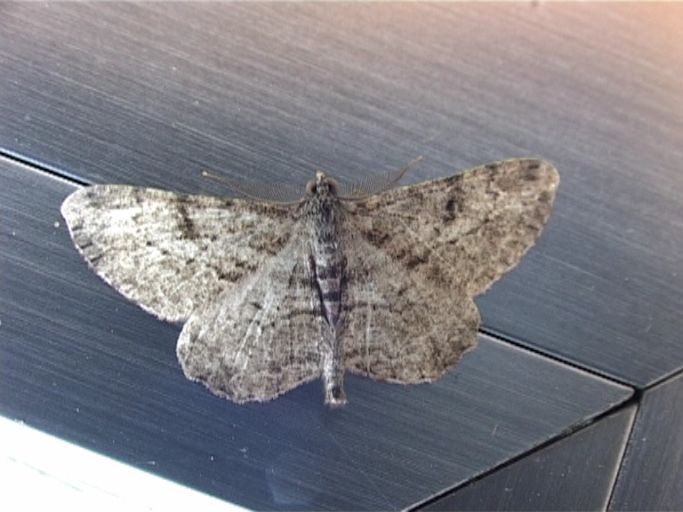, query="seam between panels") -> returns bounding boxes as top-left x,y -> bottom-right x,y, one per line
405,399 -> 638,511
0,149 -> 89,186
643,365 -> 683,391
605,402 -> 640,510
480,326 -> 633,389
